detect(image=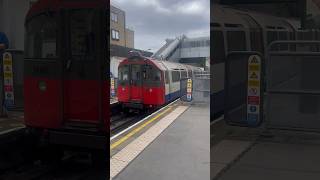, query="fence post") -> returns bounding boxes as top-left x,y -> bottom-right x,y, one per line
0,53 -> 7,117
